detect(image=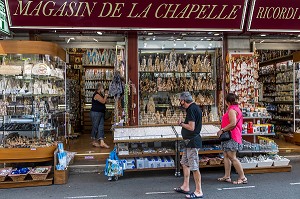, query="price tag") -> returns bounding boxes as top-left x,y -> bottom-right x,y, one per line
31,148 -> 36,151
85,156 -> 94,160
